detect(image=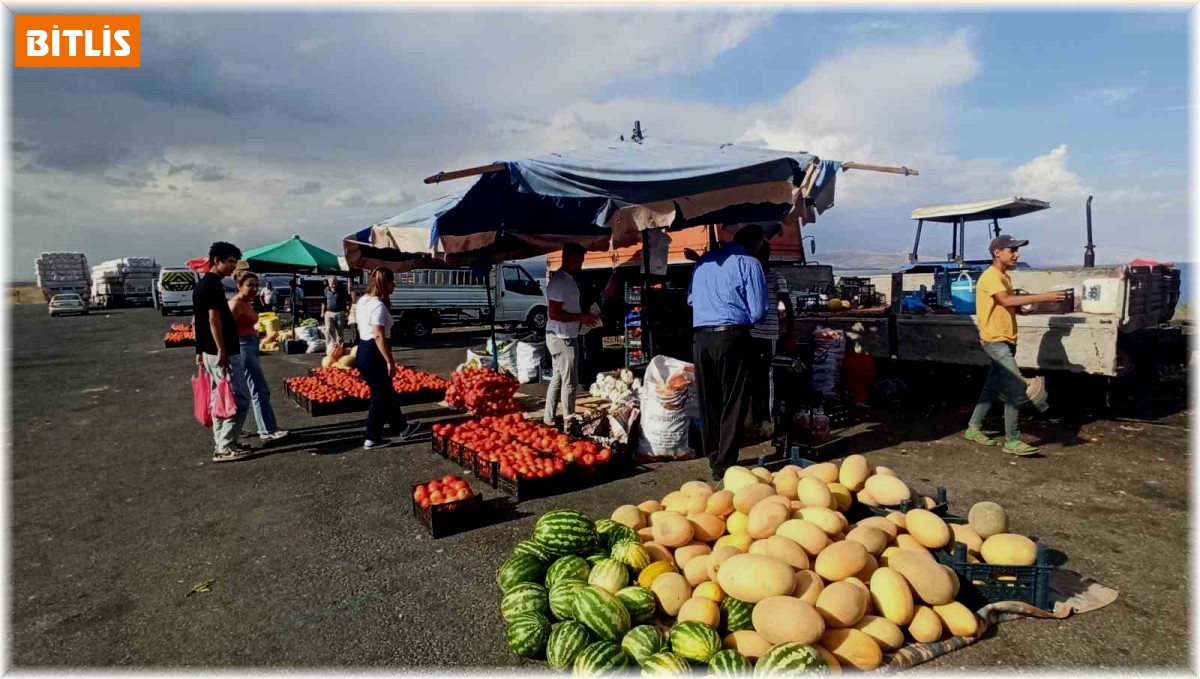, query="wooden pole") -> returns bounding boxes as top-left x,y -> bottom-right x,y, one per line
841,162 -> 919,177
423,160 -> 919,184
